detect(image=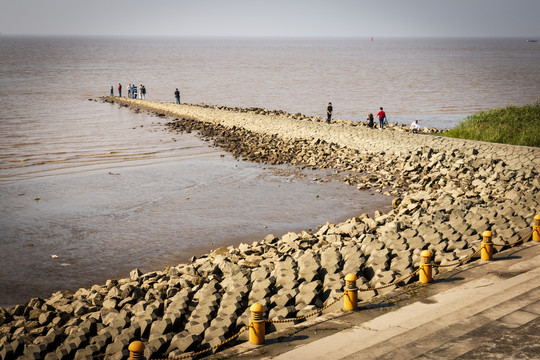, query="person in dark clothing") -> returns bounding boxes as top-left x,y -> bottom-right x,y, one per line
327,102 -> 333,123
367,113 -> 374,128
140,85 -> 146,100
175,88 -> 181,104
110,86 -> 114,96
